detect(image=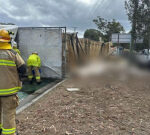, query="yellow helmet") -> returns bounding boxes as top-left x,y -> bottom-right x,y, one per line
0,30 -> 12,49
0,29 -> 11,43
32,52 -> 38,55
